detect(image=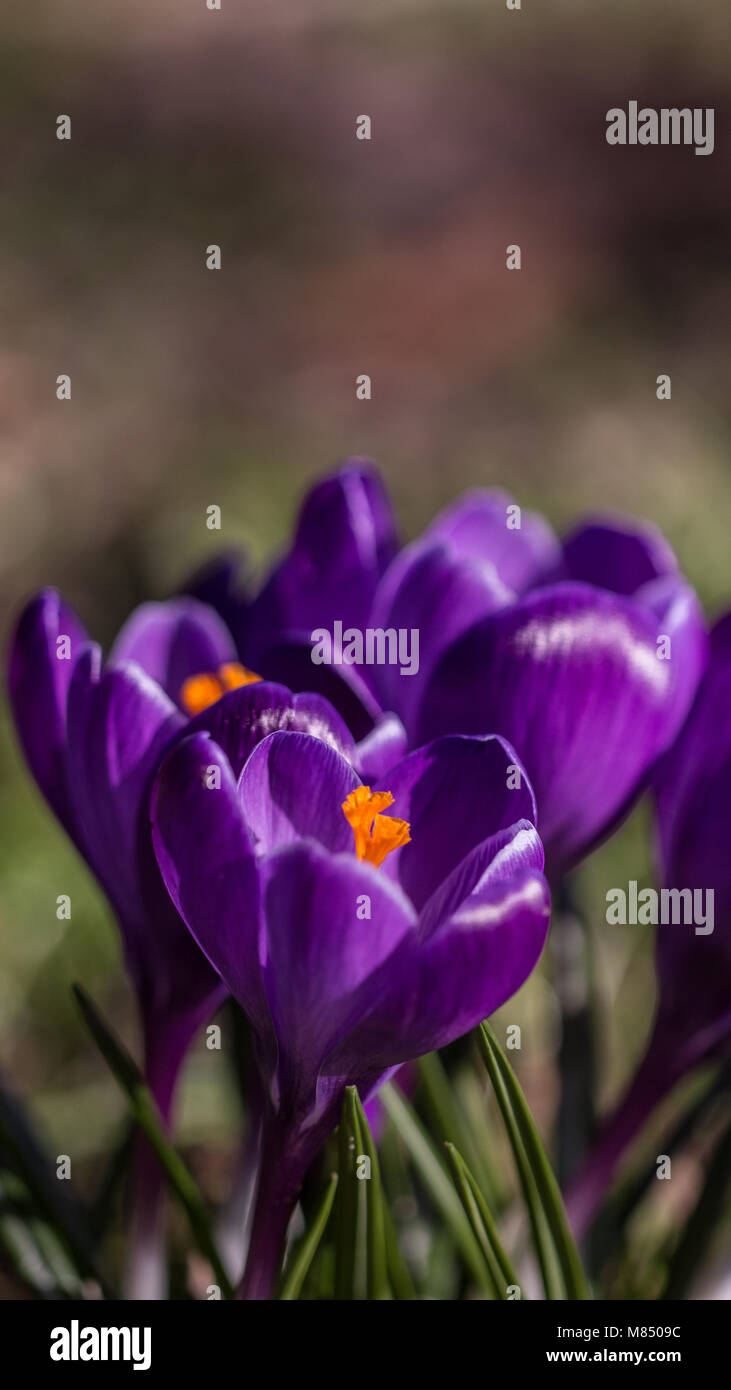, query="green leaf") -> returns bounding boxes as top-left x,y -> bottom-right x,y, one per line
334,1087 -> 361,1298
279,1172 -> 338,1301
89,1121 -> 135,1240
334,1087 -> 390,1299
383,1201 -> 417,1300
73,984 -> 233,1299
354,1089 -> 390,1299
477,1022 -> 590,1300
0,1171 -> 83,1298
0,1072 -> 109,1294
444,1143 -> 520,1299
418,1052 -> 497,1203
379,1082 -> 493,1294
